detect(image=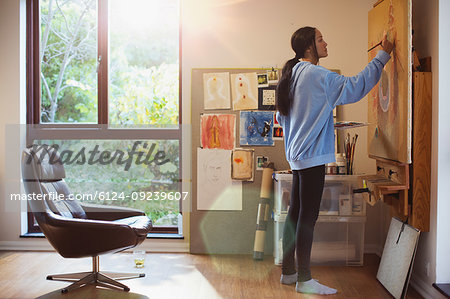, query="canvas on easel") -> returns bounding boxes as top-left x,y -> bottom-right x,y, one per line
367,0 -> 412,163
377,217 -> 420,299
